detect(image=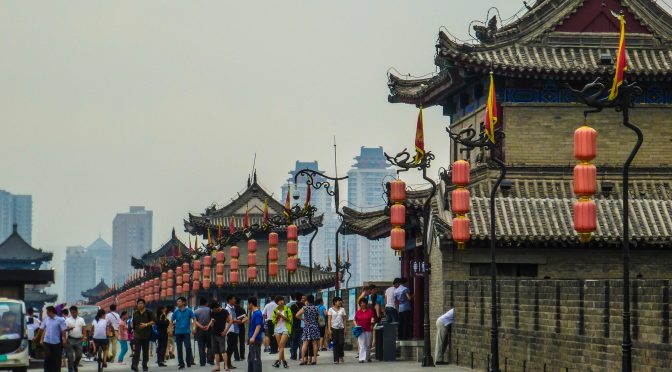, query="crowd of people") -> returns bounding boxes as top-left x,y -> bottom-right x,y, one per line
28,276 -> 435,372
